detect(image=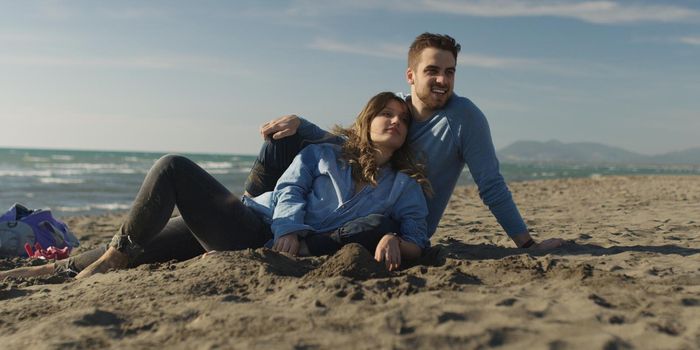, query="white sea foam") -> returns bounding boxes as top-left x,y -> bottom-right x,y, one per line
22,156 -> 50,162
0,169 -> 53,177
51,155 -> 74,161
207,169 -> 231,175
55,203 -> 131,212
34,163 -> 140,175
37,162 -> 130,170
93,203 -> 131,210
38,178 -> 85,184
197,161 -> 234,169
54,206 -> 90,212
